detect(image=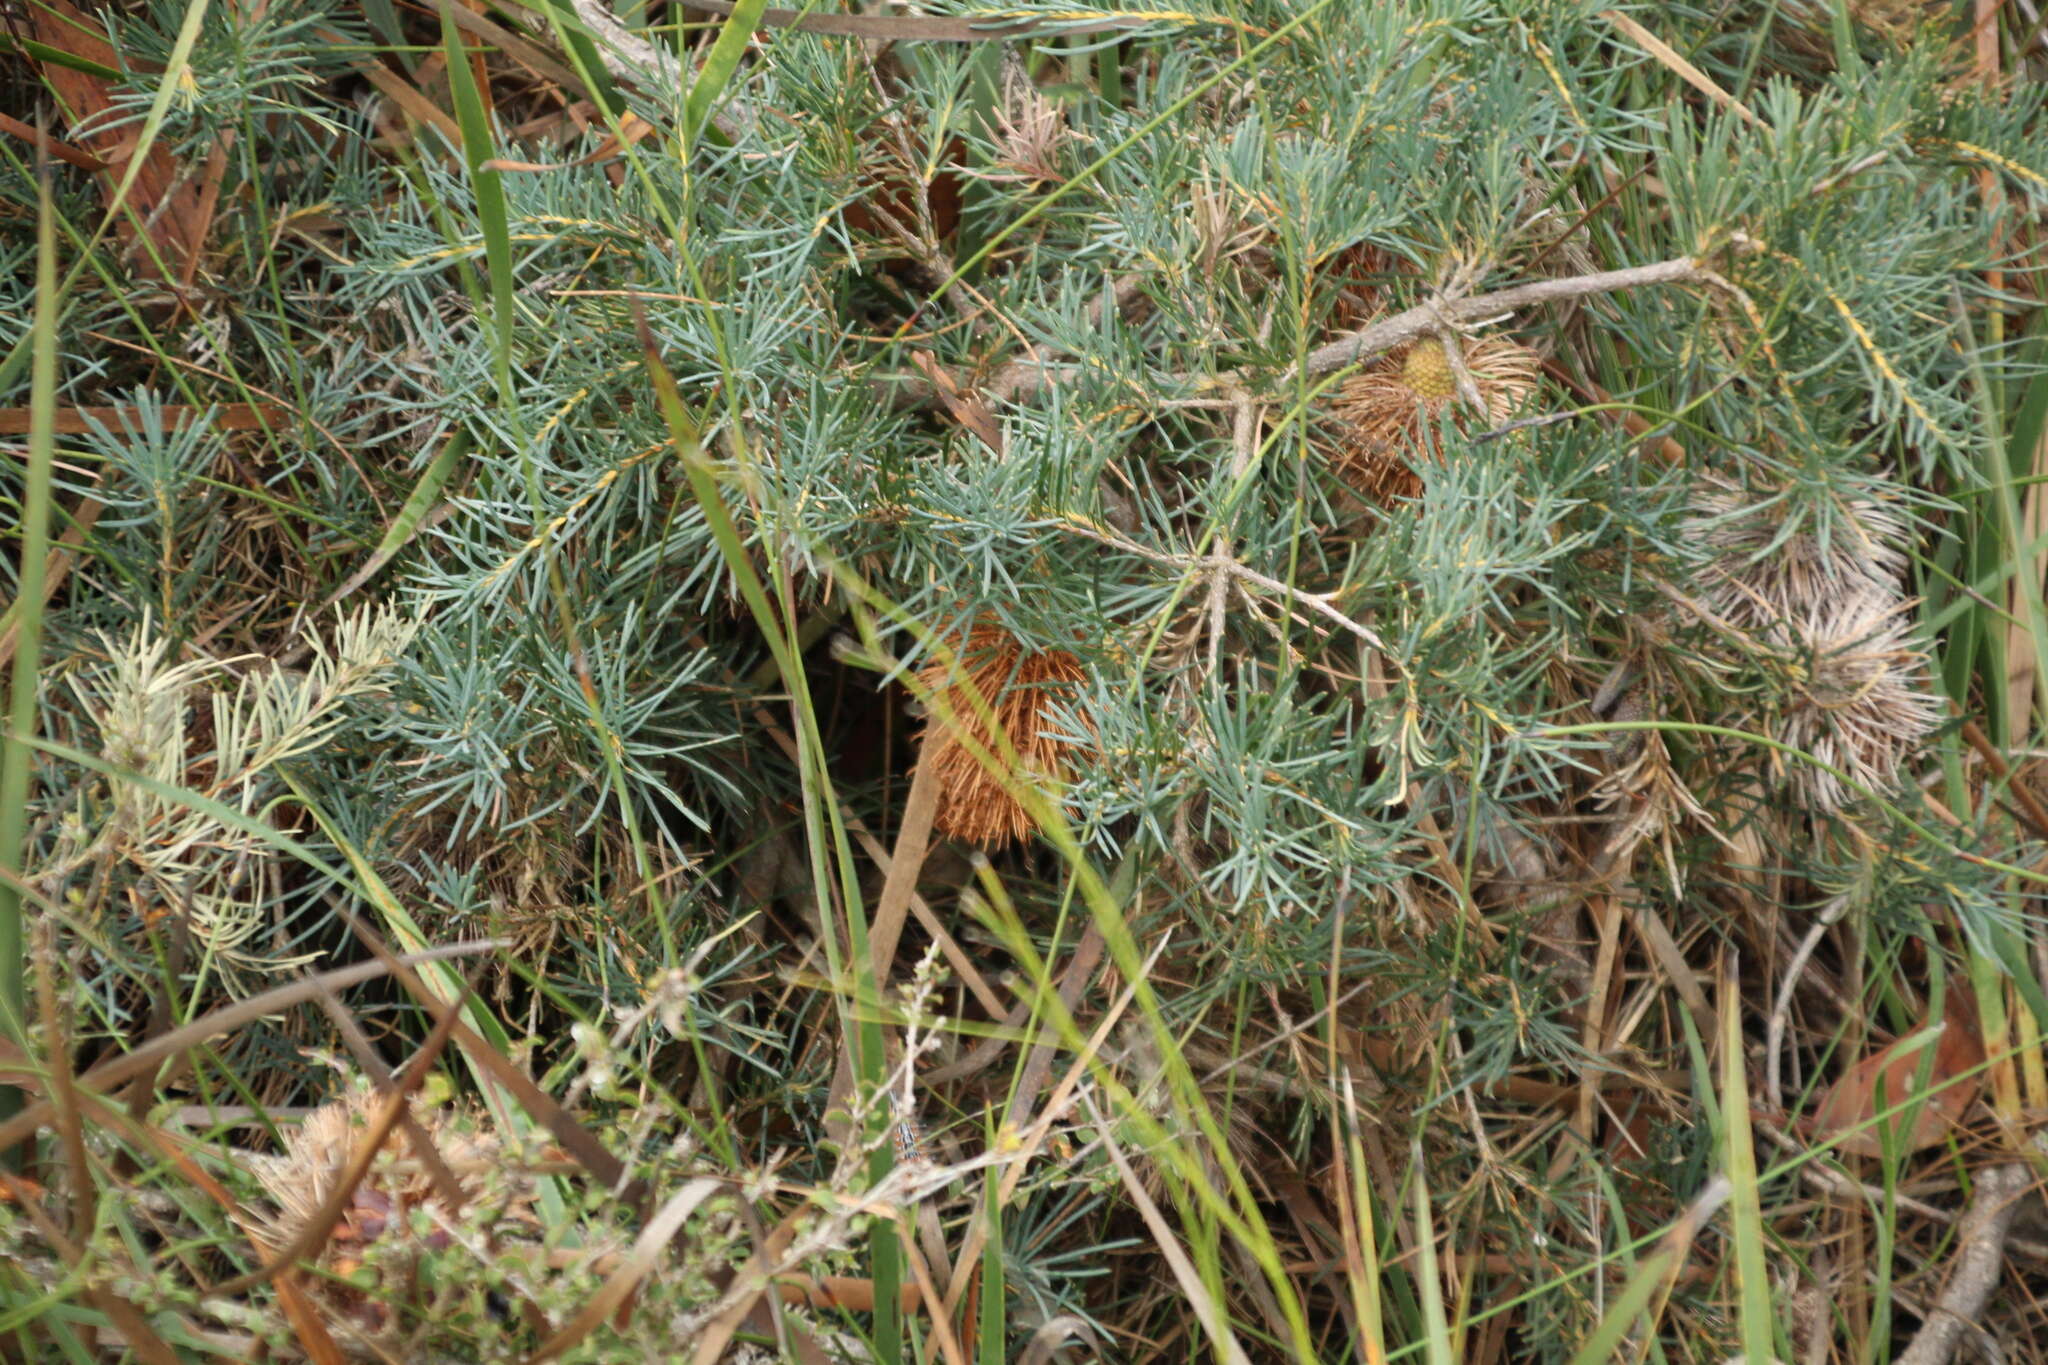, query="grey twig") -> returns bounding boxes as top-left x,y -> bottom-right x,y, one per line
1055,515 -> 1394,660
1896,1160 -> 2035,1365
964,255 -> 1708,405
